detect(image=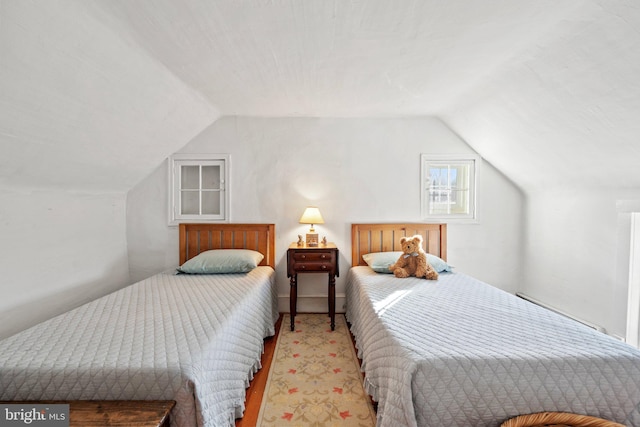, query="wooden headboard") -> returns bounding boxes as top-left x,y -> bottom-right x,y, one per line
351,223 -> 447,266
179,223 -> 276,268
